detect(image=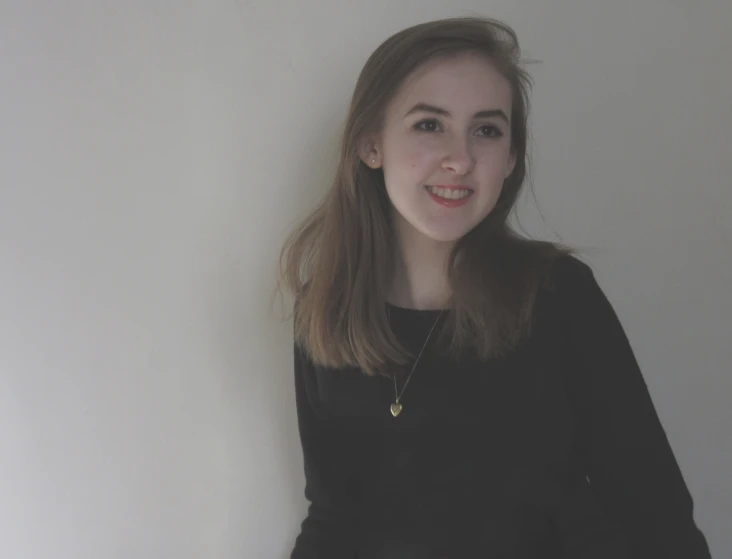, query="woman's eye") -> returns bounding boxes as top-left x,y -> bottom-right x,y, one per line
476,125 -> 503,138
414,119 -> 441,132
